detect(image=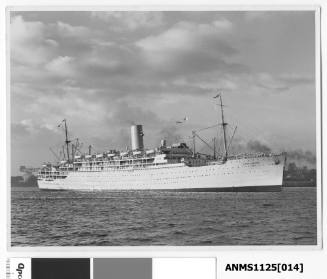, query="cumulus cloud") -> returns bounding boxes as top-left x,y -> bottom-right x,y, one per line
10,15 -> 56,65
91,11 -> 164,31
212,18 -> 233,29
108,101 -> 163,127
136,20 -> 233,52
137,21 -> 230,52
11,119 -> 62,140
10,15 -> 45,45
135,20 -> 235,74
81,42 -> 138,77
56,21 -> 91,37
11,122 -> 31,139
45,56 -> 76,77
170,69 -> 314,95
